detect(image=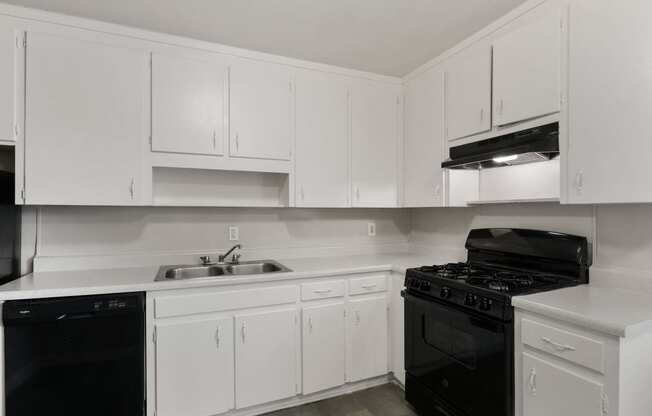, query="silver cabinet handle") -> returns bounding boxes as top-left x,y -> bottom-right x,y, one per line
575,171 -> 584,194
499,99 -> 504,115
212,130 -> 217,151
355,187 -> 360,201
355,311 -> 361,325
313,289 -> 332,294
215,326 -> 220,349
308,316 -> 313,333
234,132 -> 240,152
361,284 -> 377,290
241,322 -> 246,344
434,184 -> 441,196
480,108 -> 485,122
541,337 -> 576,352
300,186 -> 305,201
129,178 -> 135,200
528,368 -> 537,395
